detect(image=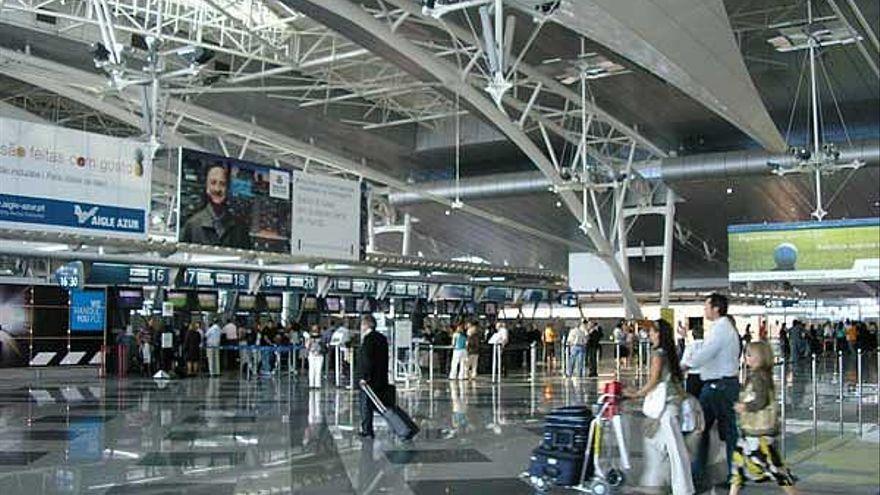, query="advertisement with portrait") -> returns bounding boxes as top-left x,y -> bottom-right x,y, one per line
728,218 -> 880,282
290,171 -> 363,261
0,285 -> 28,368
177,148 -> 291,252
0,117 -> 152,238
